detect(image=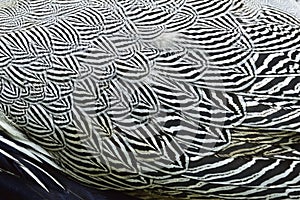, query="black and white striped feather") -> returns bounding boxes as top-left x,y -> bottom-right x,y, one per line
0,0 -> 300,199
